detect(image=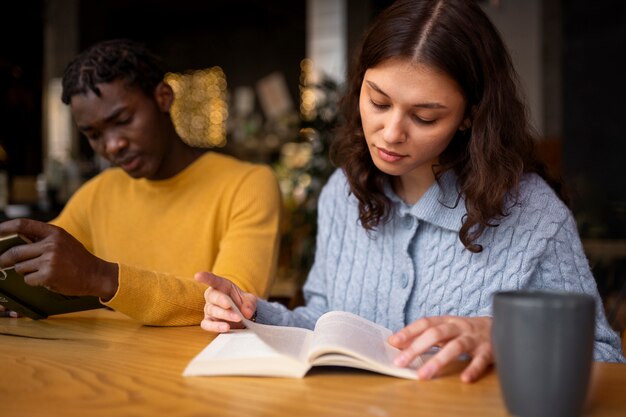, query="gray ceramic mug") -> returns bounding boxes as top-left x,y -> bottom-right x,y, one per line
492,291 -> 595,417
